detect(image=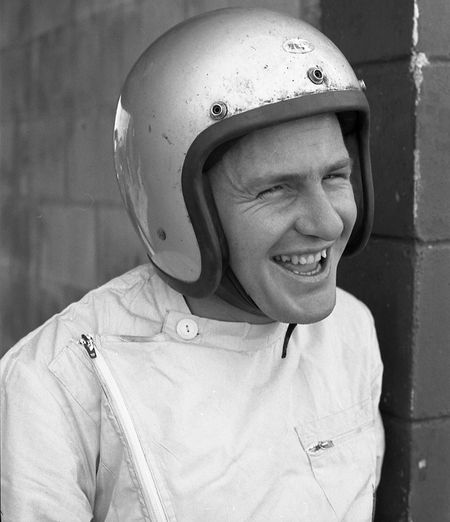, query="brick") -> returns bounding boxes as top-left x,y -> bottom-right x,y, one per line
185,0 -> 301,19
0,272 -> 14,354
27,117 -> 66,199
376,415 -> 450,522
0,0 -> 72,49
72,0 -> 127,21
70,1 -> 185,111
30,0 -> 72,41
0,44 -> 33,121
70,8 -> 129,111
415,63 -> 450,240
416,0 -> 450,58
120,0 -> 184,73
95,7 -> 127,106
32,24 -> 76,118
69,15 -> 101,114
0,195 -> 12,269
0,194 -> 33,267
298,0 -> 321,28
0,0 -> 32,48
96,205 -> 148,285
66,107 -> 120,204
413,243 -> 450,417
375,415 -> 411,522
0,123 -> 17,195
354,60 -> 416,238
409,418 -> 450,520
322,0 -> 414,65
0,266 -> 35,354
337,237 -> 416,419
0,121 -> 34,197
0,197 -> 33,270
38,203 -> 97,288
137,0 -> 185,36
0,195 -> 37,353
